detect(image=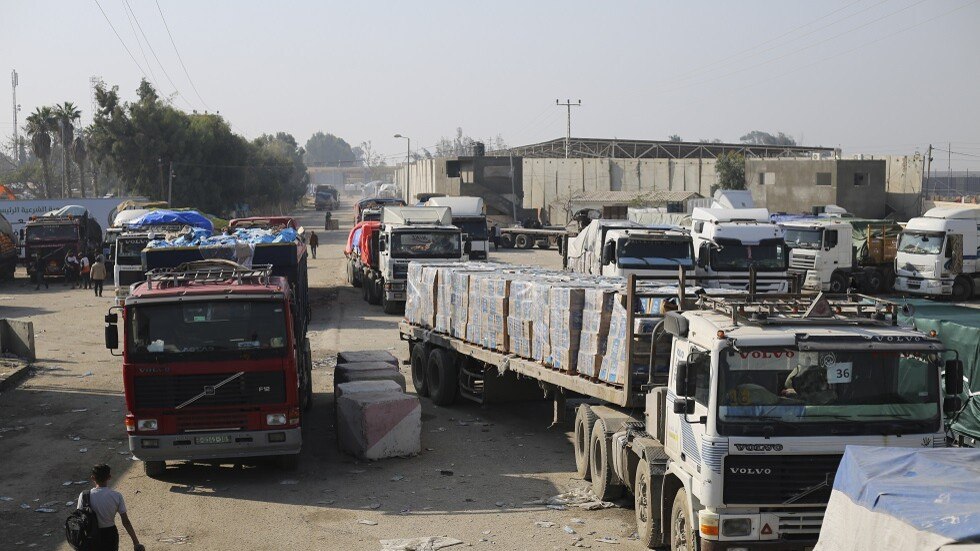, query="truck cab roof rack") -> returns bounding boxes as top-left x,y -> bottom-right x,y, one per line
695,291 -> 908,327
144,260 -> 274,289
